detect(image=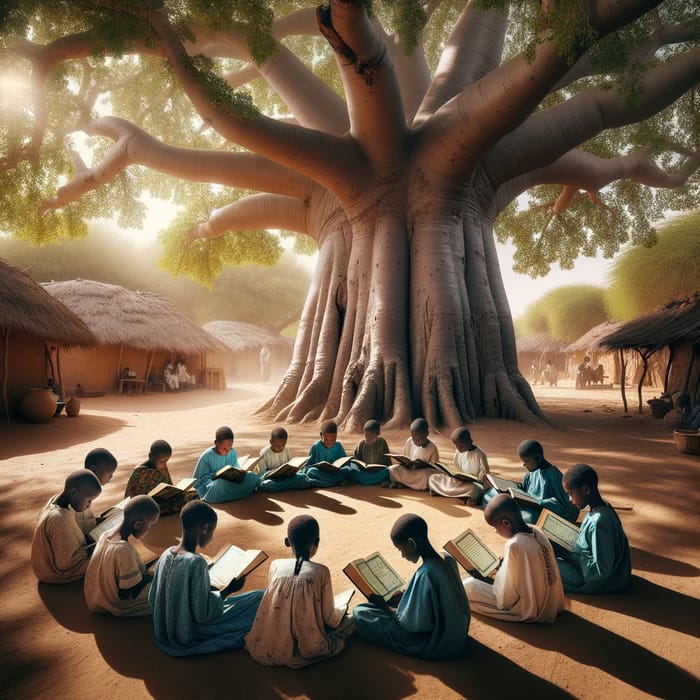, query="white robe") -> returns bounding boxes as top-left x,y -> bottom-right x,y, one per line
428,446 -> 489,501
388,438 -> 440,490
